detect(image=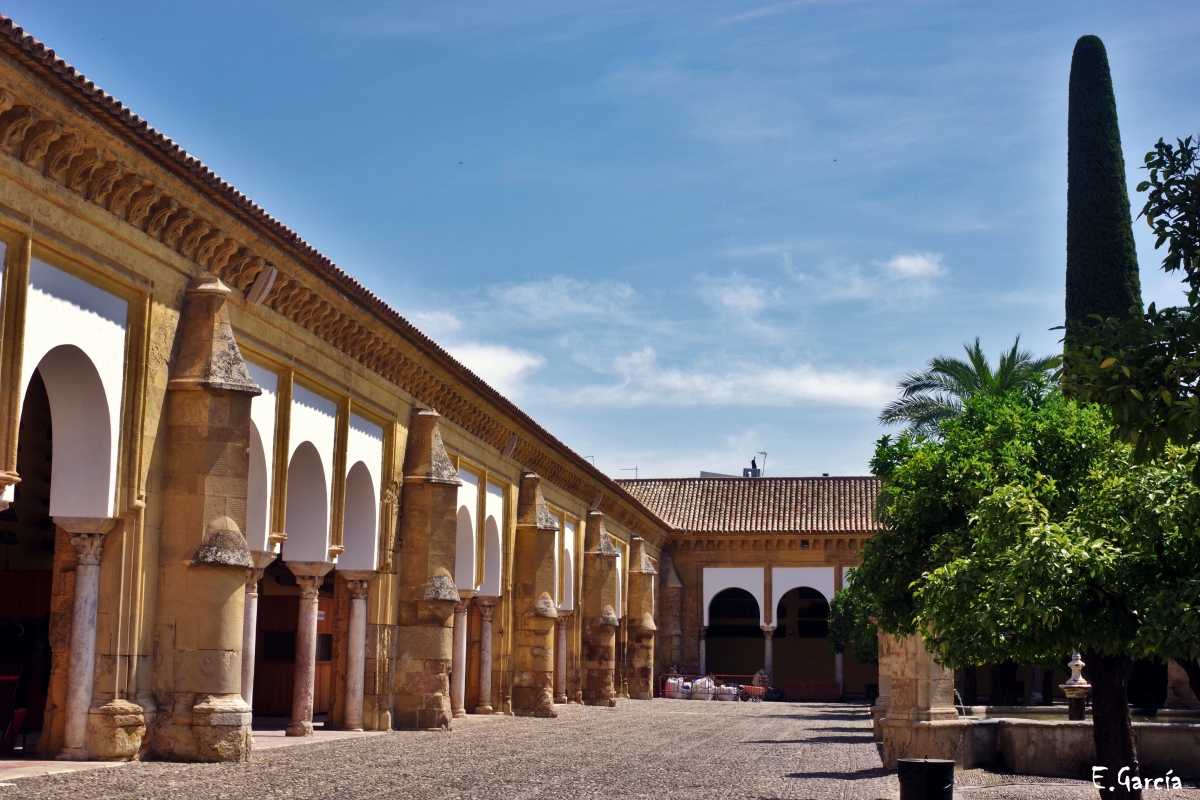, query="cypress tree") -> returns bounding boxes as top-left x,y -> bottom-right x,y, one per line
1065,35 -> 1141,328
